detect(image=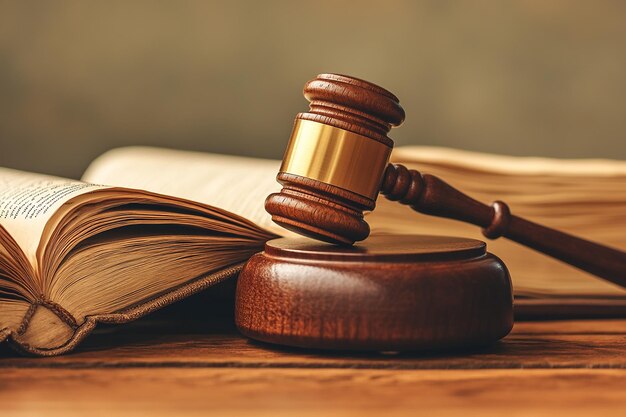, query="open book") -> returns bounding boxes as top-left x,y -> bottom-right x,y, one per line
0,153 -> 280,355
1,146 -> 625,355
